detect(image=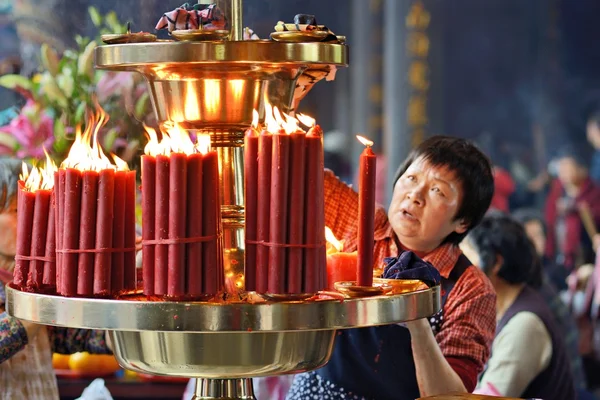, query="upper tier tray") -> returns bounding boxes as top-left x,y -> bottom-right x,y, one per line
6,284 -> 440,332
94,40 -> 348,70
